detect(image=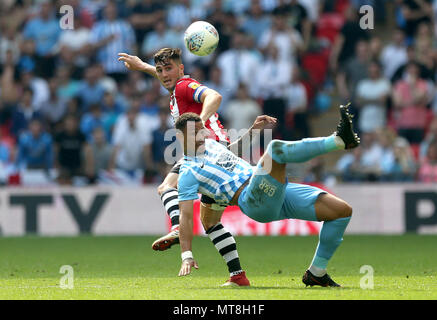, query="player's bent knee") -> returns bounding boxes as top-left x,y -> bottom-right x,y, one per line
343,202 -> 353,218
157,183 -> 175,196
333,200 -> 352,219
